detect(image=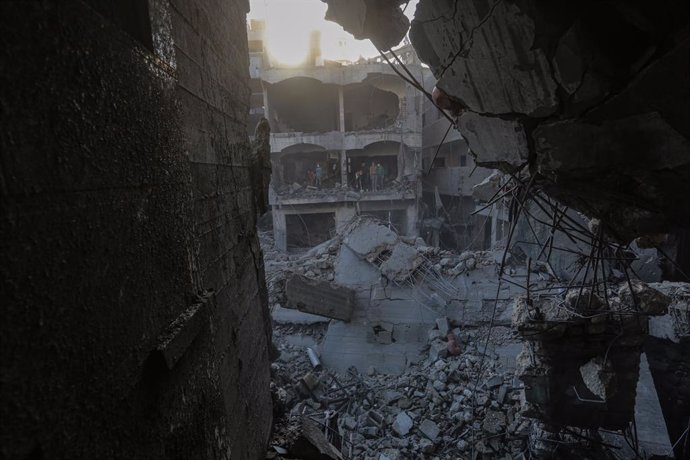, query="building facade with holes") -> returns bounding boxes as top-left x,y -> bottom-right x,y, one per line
420,71 -> 496,250
249,24 -> 429,250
